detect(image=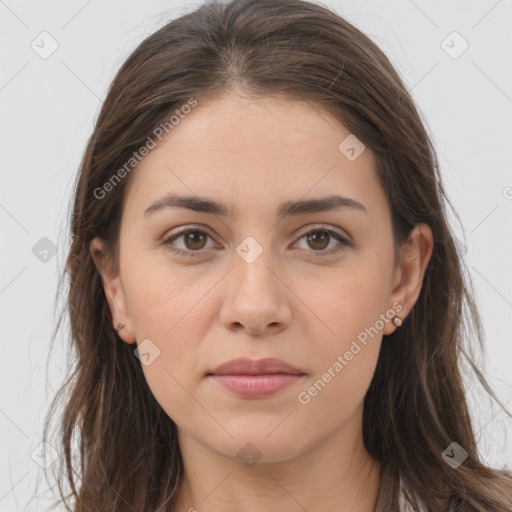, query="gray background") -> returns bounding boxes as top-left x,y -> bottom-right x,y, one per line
1,0 -> 511,510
